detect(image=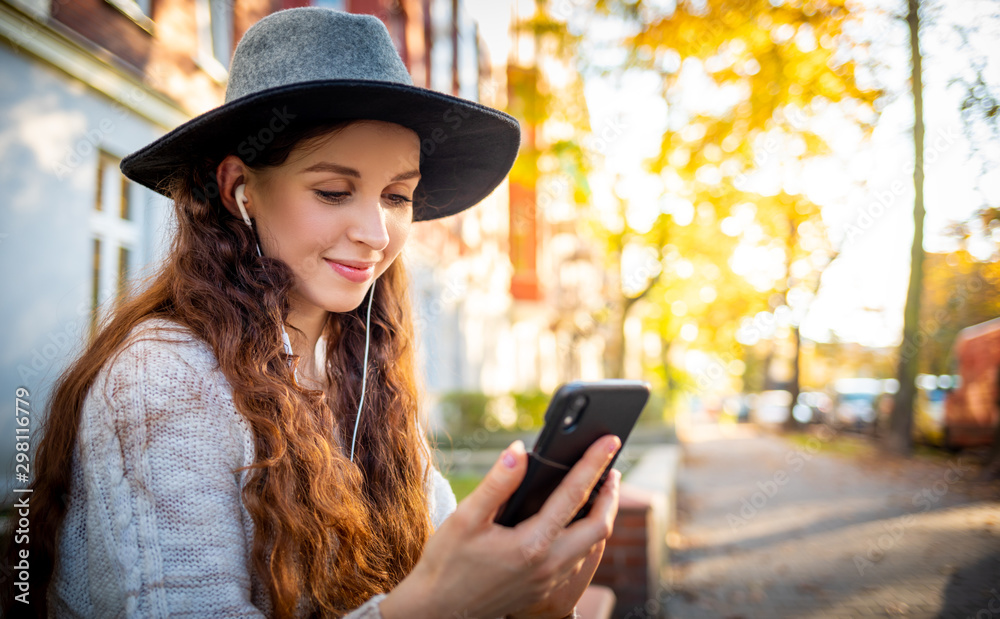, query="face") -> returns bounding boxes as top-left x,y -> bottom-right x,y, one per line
246,120 -> 420,315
